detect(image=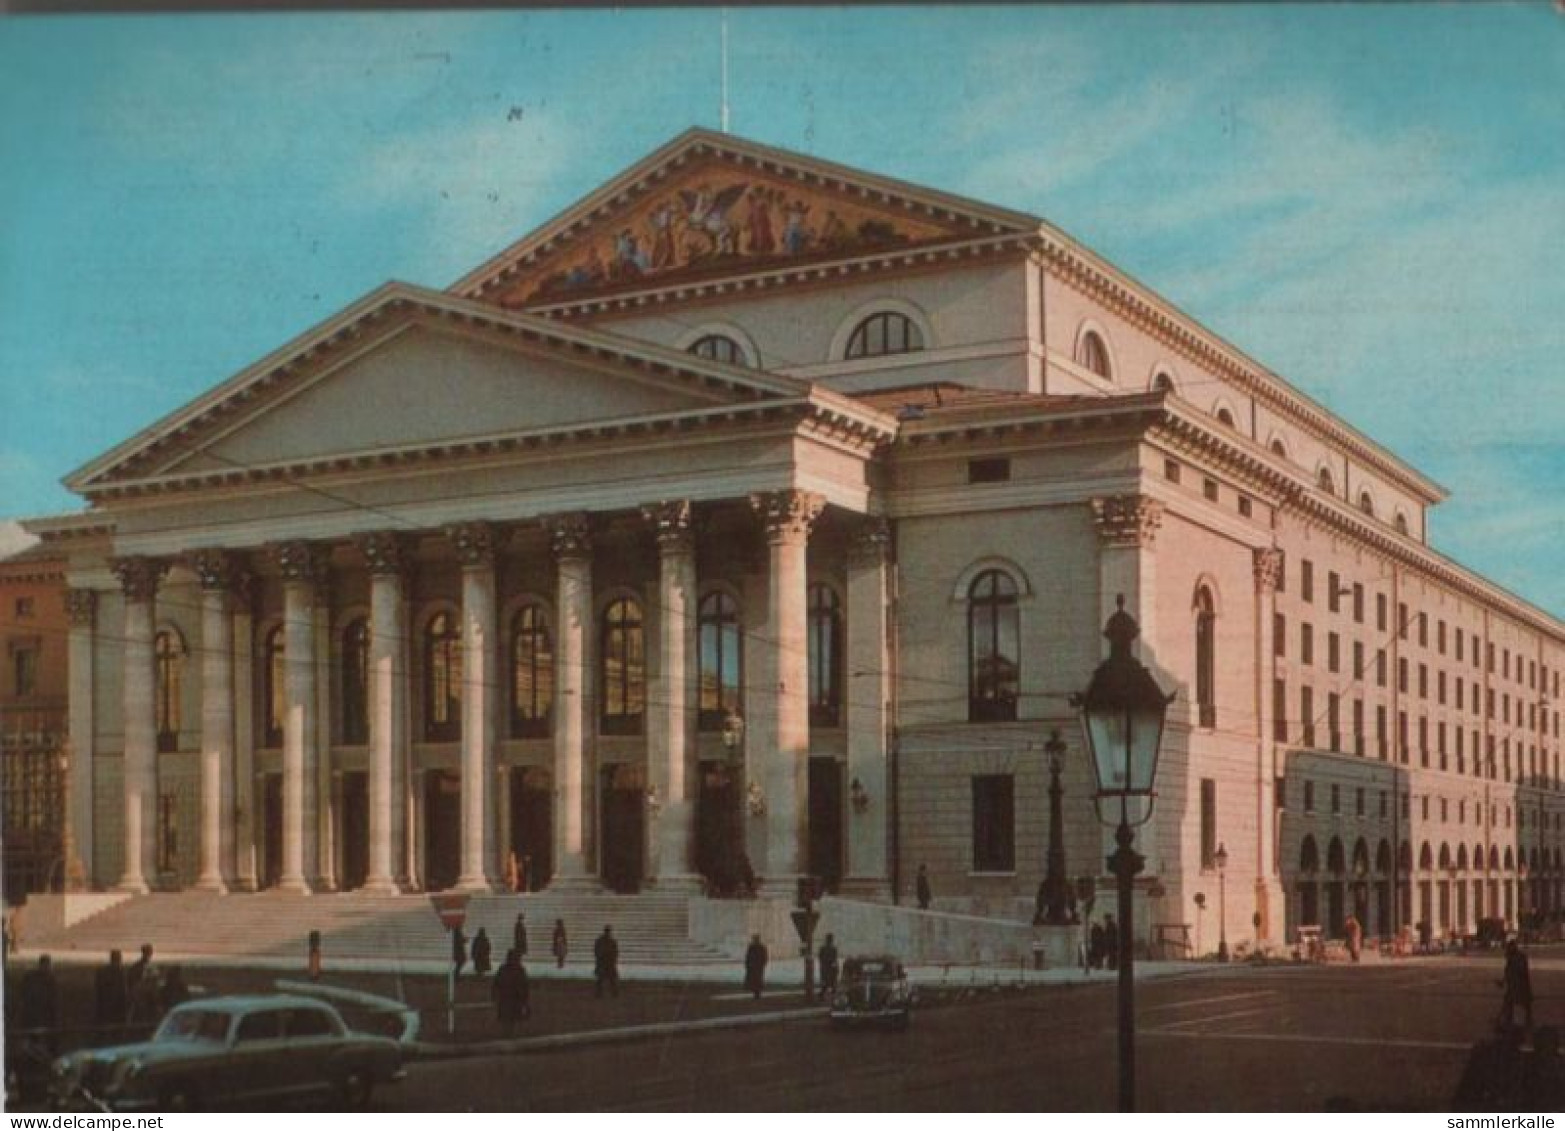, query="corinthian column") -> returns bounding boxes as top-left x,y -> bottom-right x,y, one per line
357,531 -> 410,894
845,516 -> 892,898
112,557 -> 167,894
644,500 -> 698,888
547,513 -> 593,887
750,489 -> 824,887
449,522 -> 499,892
1253,546 -> 1286,945
64,588 -> 98,890
191,549 -> 239,893
271,540 -> 326,893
